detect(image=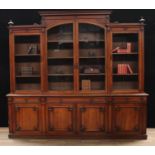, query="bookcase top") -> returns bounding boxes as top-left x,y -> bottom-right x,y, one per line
39,10 -> 112,17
